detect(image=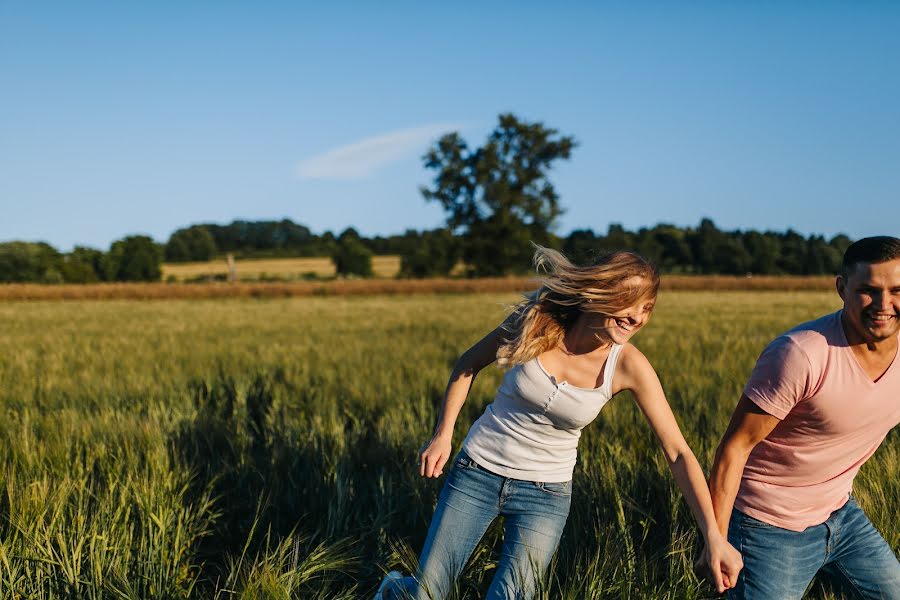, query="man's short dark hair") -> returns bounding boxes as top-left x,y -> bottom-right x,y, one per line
842,236 -> 900,276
